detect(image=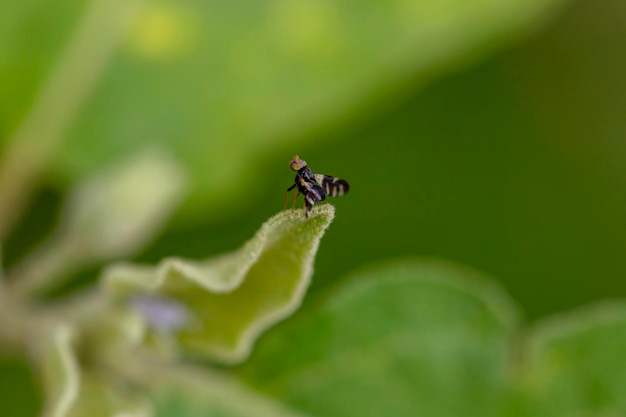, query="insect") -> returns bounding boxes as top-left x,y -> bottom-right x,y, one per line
284,155 -> 350,218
